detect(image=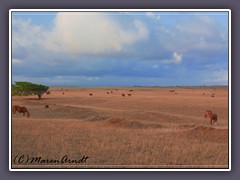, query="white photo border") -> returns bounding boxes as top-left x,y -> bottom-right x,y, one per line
9,9 -> 231,171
